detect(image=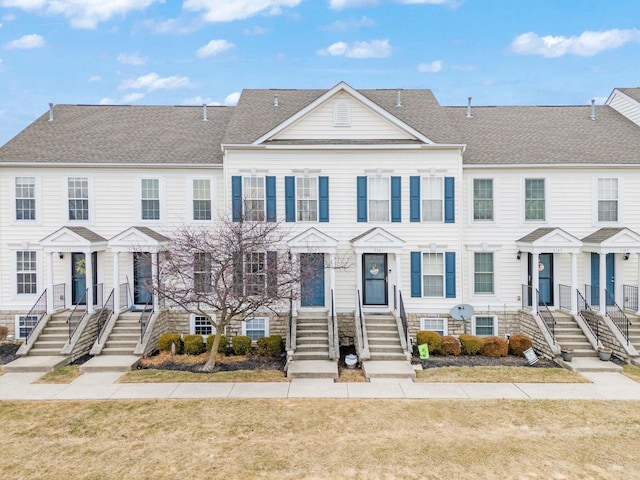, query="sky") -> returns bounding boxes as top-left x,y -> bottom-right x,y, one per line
1,0 -> 639,146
